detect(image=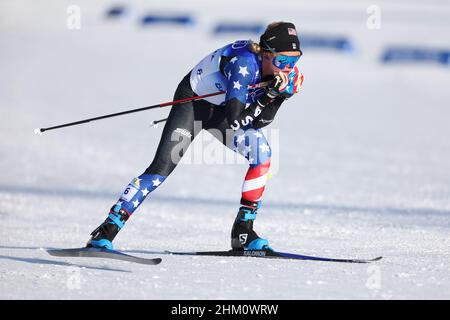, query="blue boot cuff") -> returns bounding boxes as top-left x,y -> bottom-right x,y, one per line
240,208 -> 257,221
108,213 -> 125,229
88,239 -> 114,250
245,238 -> 272,251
